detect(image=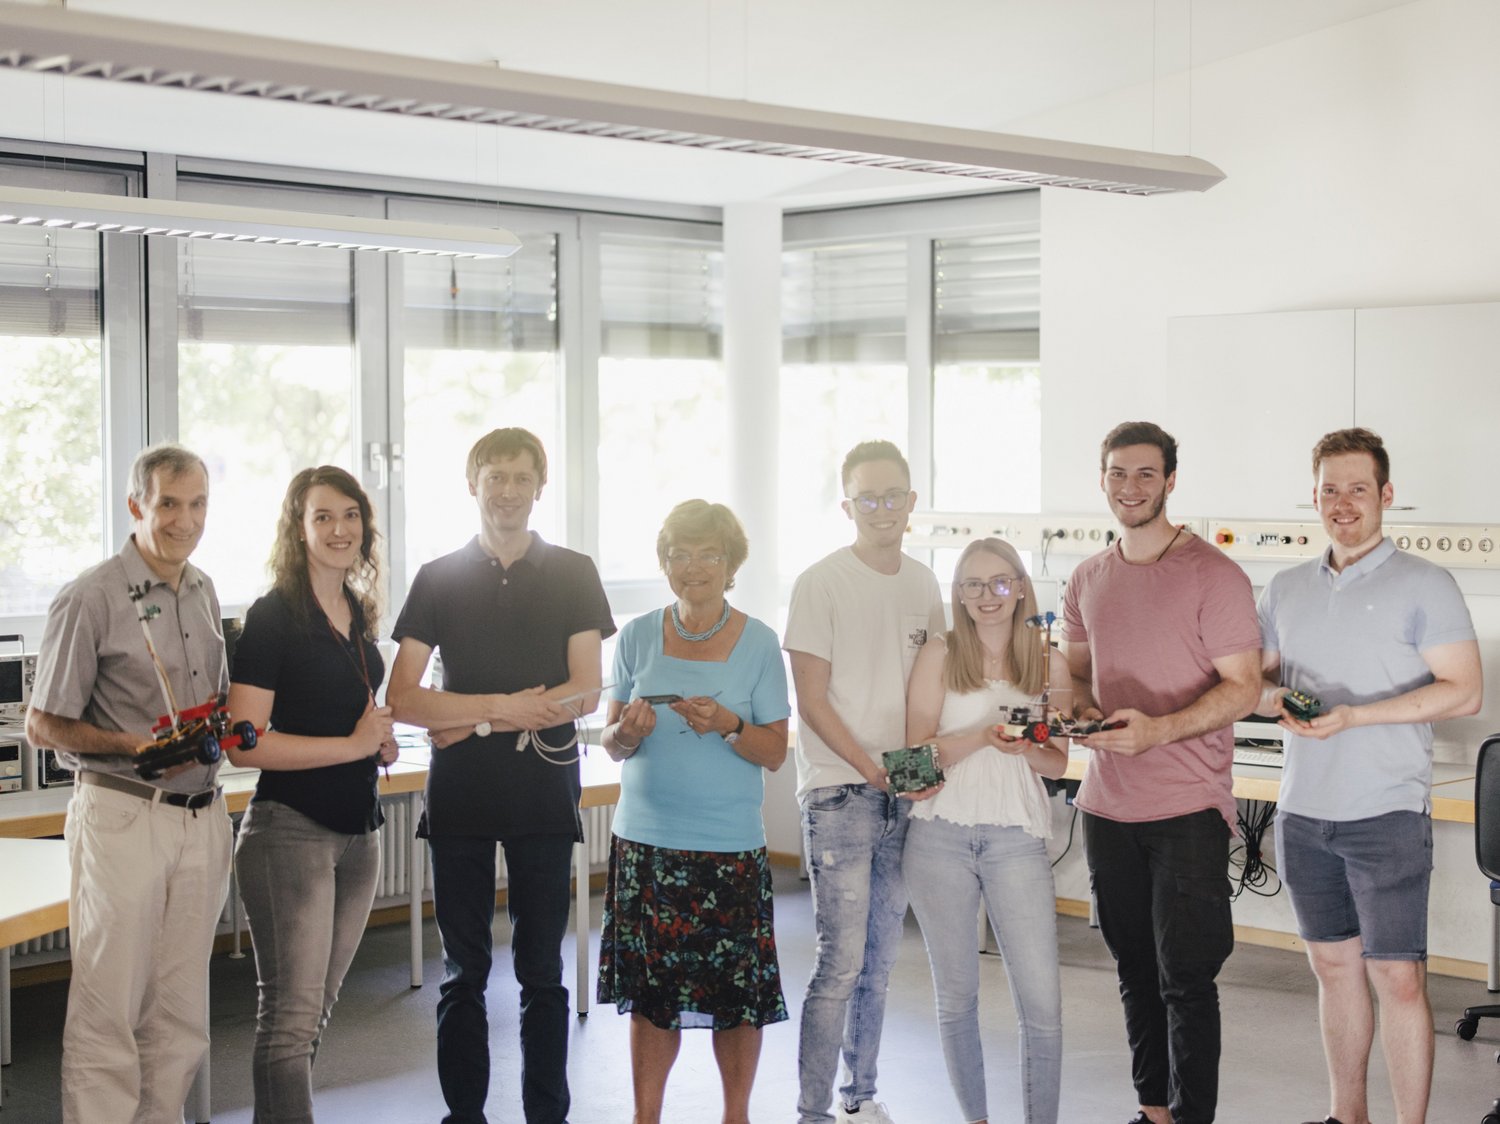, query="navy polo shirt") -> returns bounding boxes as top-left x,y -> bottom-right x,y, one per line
393,534 -> 616,840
